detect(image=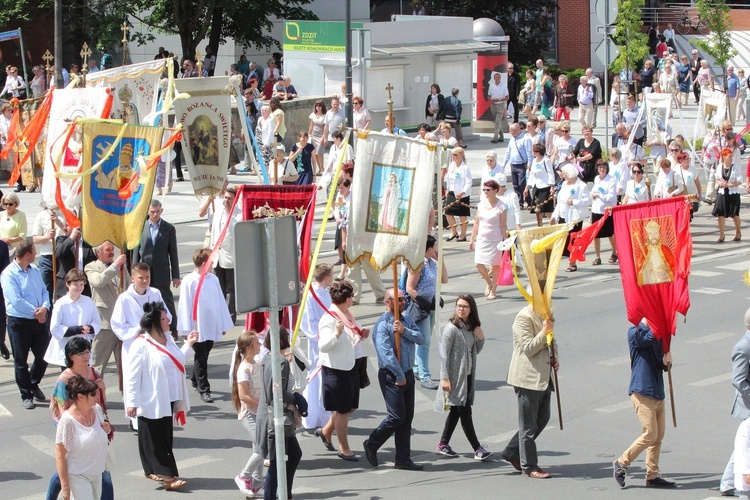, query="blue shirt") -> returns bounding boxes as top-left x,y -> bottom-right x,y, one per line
1,261 -> 50,319
728,73 -> 741,98
503,134 -> 532,167
148,220 -> 160,245
372,311 -> 425,383
628,322 -> 667,400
